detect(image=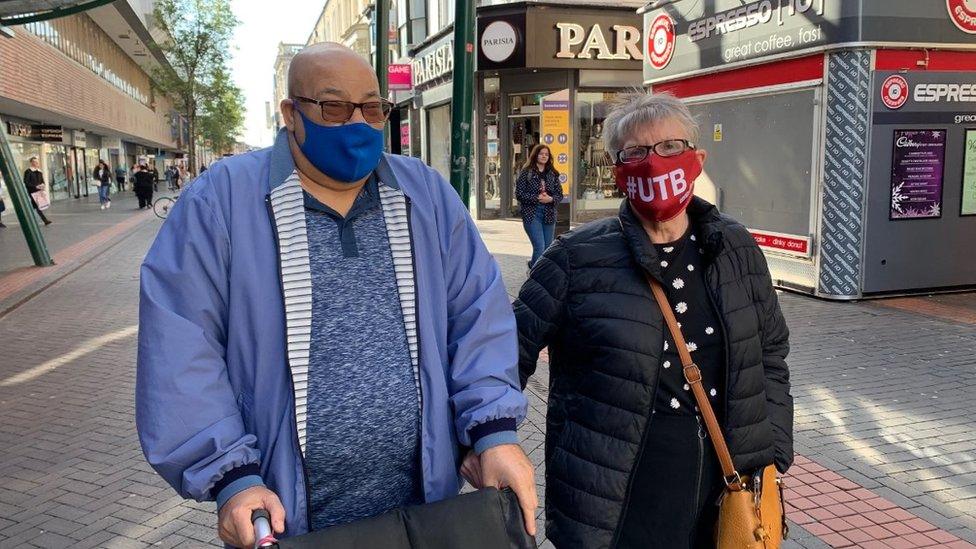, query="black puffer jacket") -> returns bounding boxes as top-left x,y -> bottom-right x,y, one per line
514,197 -> 793,549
